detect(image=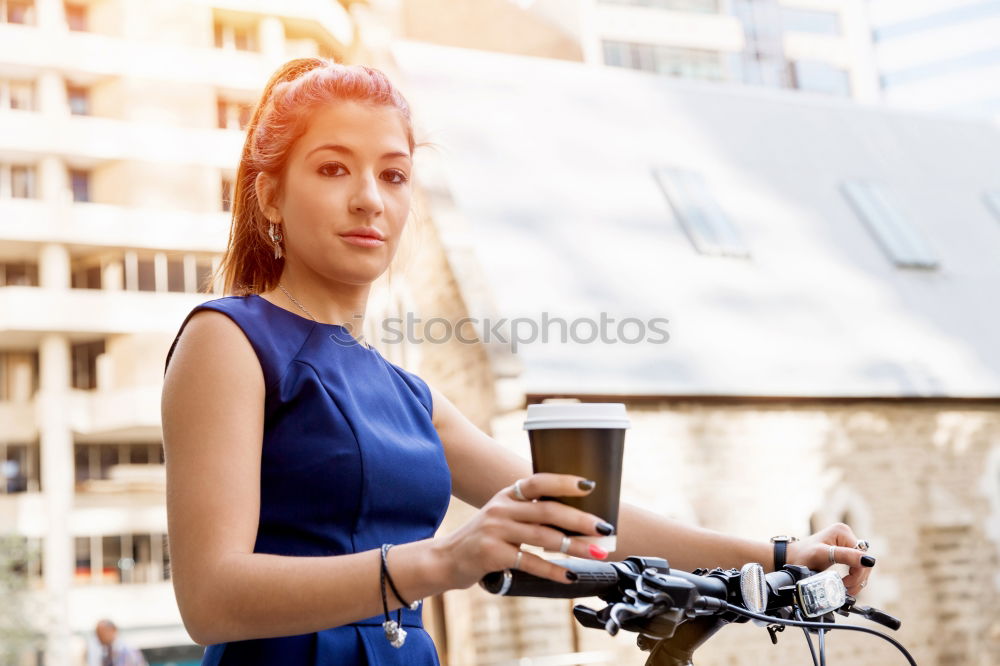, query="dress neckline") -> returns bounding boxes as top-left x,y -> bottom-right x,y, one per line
250,293 -> 375,351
